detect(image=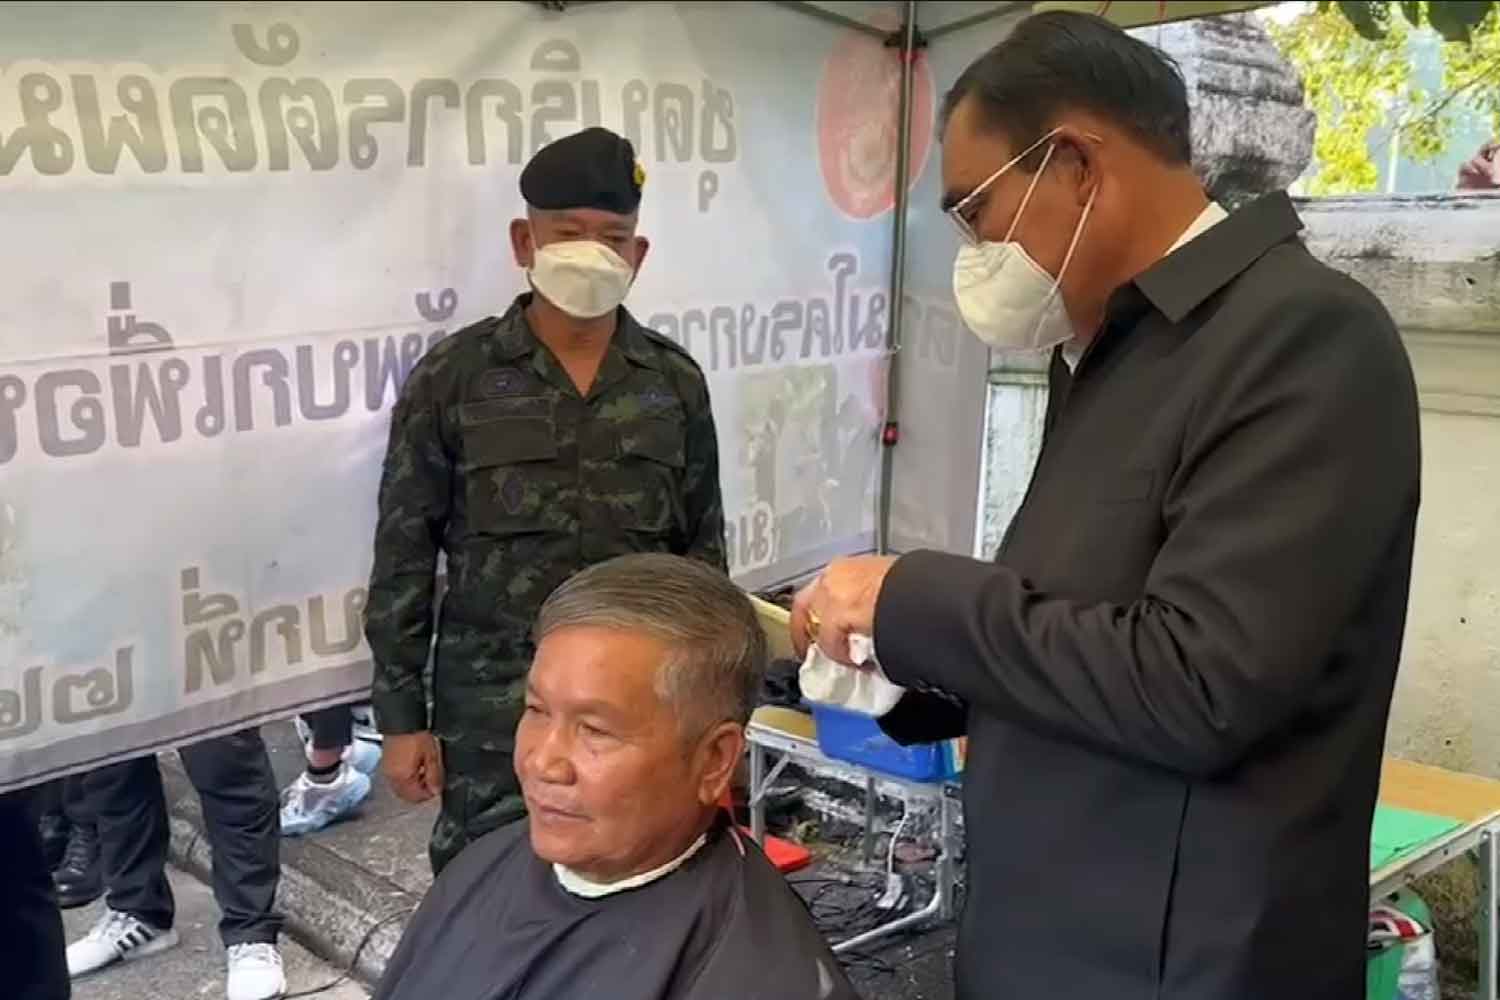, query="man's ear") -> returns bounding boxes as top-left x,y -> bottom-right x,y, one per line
694,722 -> 745,808
1052,126 -> 1102,208
510,218 -> 535,269
631,235 -> 650,277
